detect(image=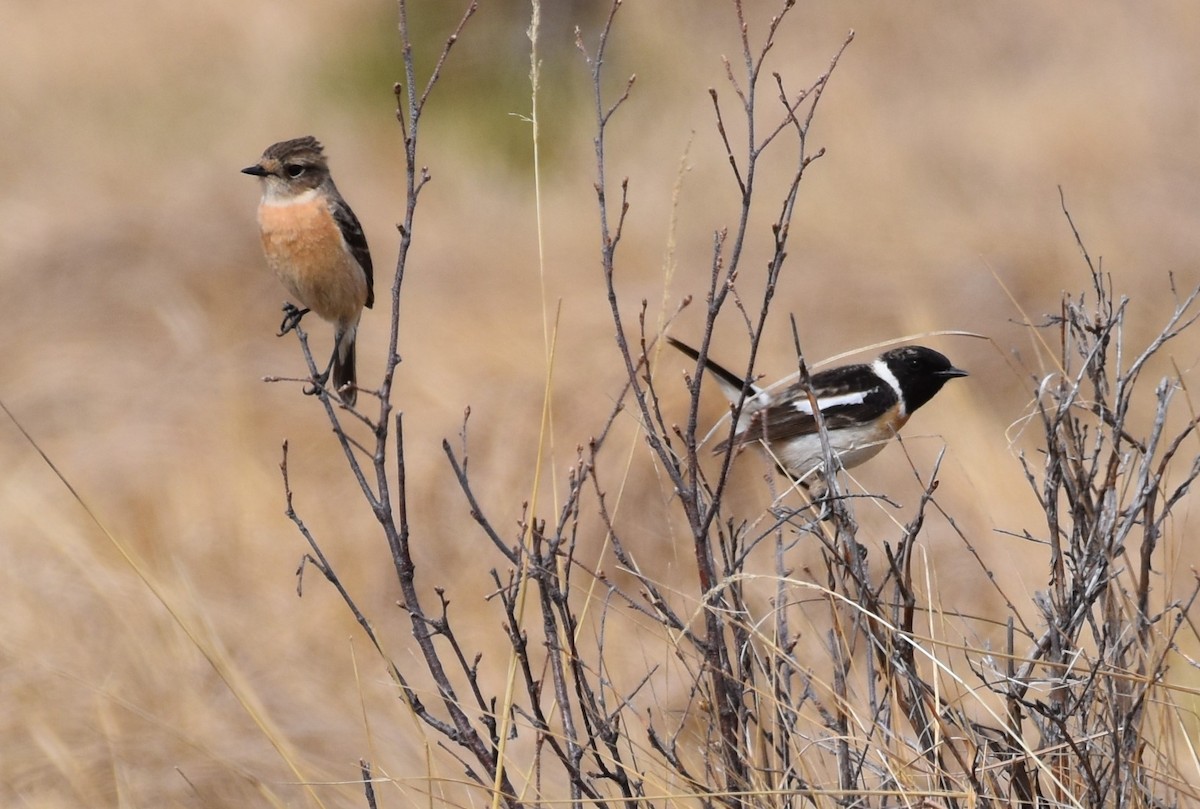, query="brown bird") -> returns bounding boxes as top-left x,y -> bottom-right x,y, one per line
242,136 -> 374,406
